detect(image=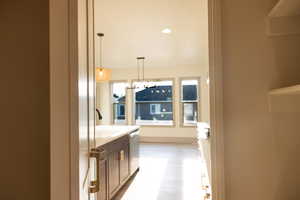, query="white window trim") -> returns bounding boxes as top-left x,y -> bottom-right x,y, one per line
179,77 -> 201,127
110,80 -> 129,125
132,78 -> 176,127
